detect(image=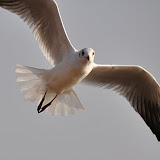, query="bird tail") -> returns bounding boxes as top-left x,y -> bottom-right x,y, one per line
43,89 -> 85,116
16,64 -> 46,101
16,64 -> 85,115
